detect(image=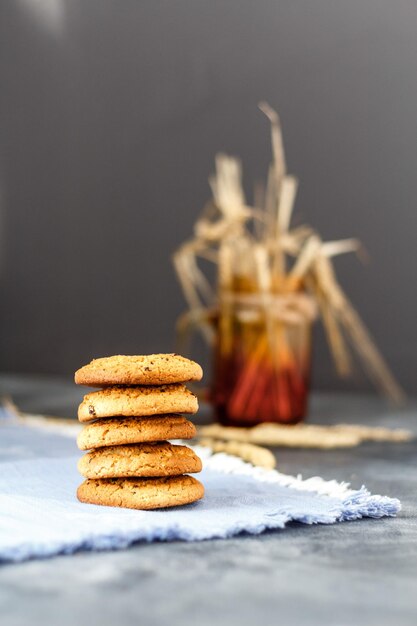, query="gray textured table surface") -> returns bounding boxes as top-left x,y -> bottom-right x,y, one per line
0,374 -> 416,626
